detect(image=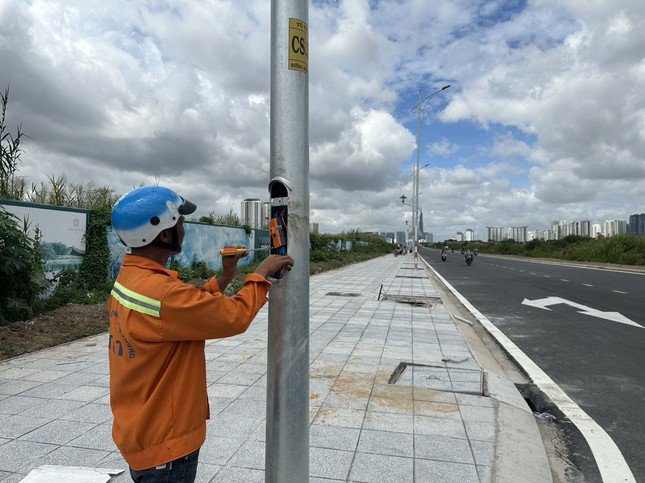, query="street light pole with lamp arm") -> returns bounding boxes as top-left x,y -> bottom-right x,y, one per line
410,84 -> 450,269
